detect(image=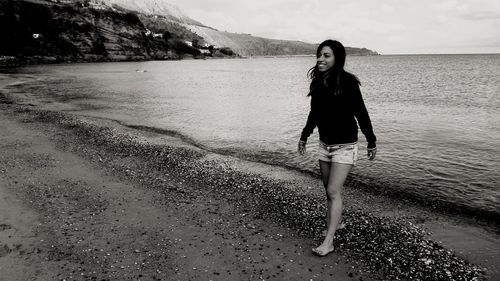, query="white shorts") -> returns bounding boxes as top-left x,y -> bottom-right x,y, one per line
319,141 -> 358,165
